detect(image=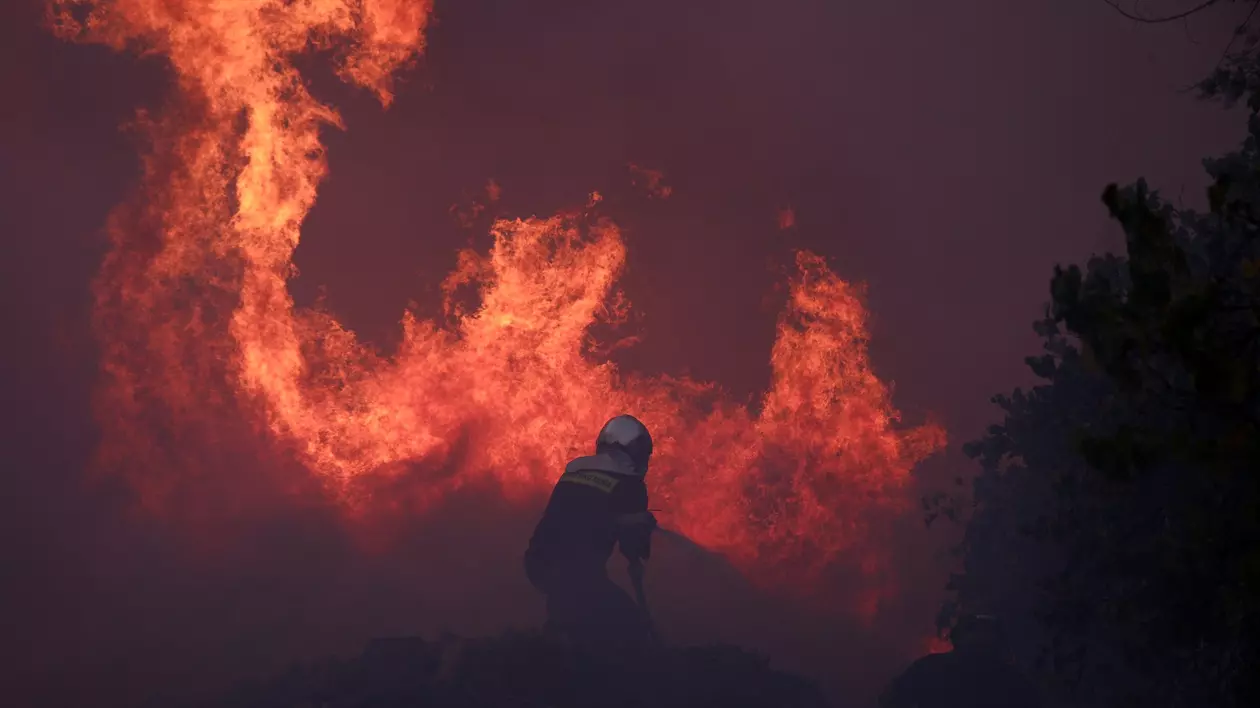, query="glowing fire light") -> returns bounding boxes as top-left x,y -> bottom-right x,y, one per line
48,0 -> 945,599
